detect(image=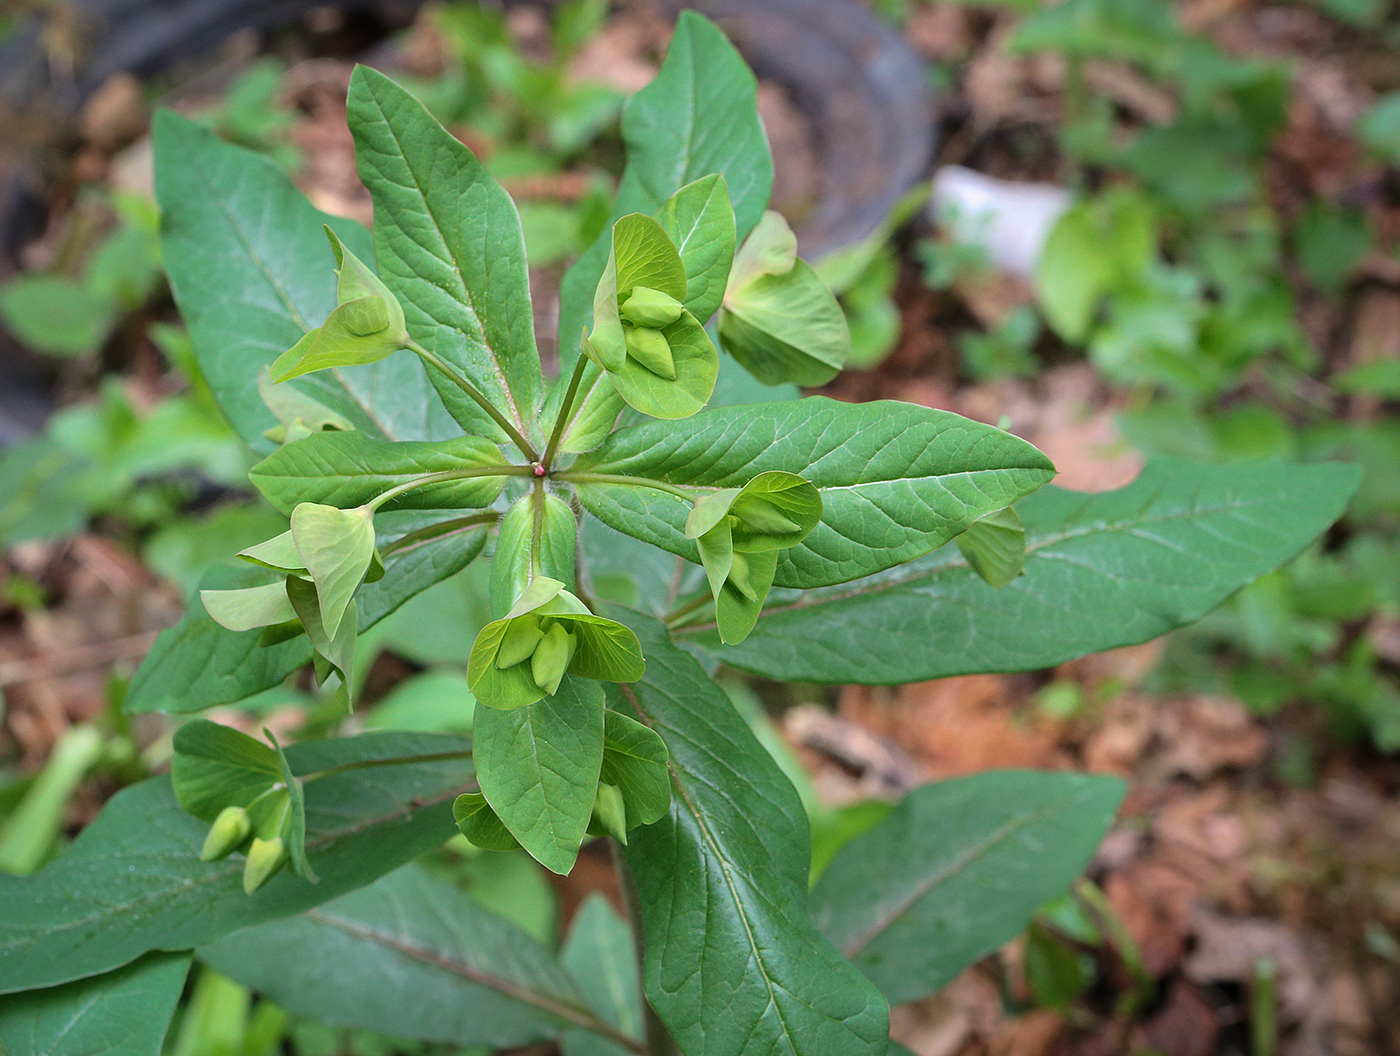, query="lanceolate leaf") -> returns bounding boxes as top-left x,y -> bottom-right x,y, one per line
0,953 -> 190,1056
153,111 -> 455,450
683,458 -> 1363,683
812,772 -> 1124,1005
474,677 -> 605,875
250,432 -> 509,515
347,66 -> 543,443
555,11 -> 773,370
575,397 -> 1055,588
559,895 -> 643,1056
199,865 -> 630,1051
0,733 -> 472,994
608,613 -> 889,1056
127,516 -> 490,714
